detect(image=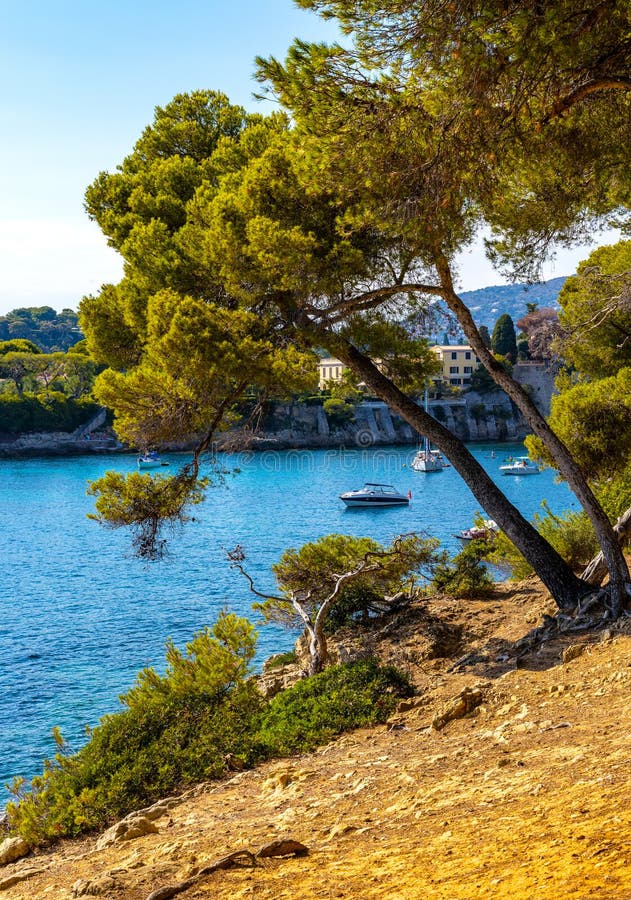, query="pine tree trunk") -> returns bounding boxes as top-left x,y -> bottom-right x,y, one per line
582,505 -> 631,586
433,250 -> 630,611
334,340 -> 589,612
